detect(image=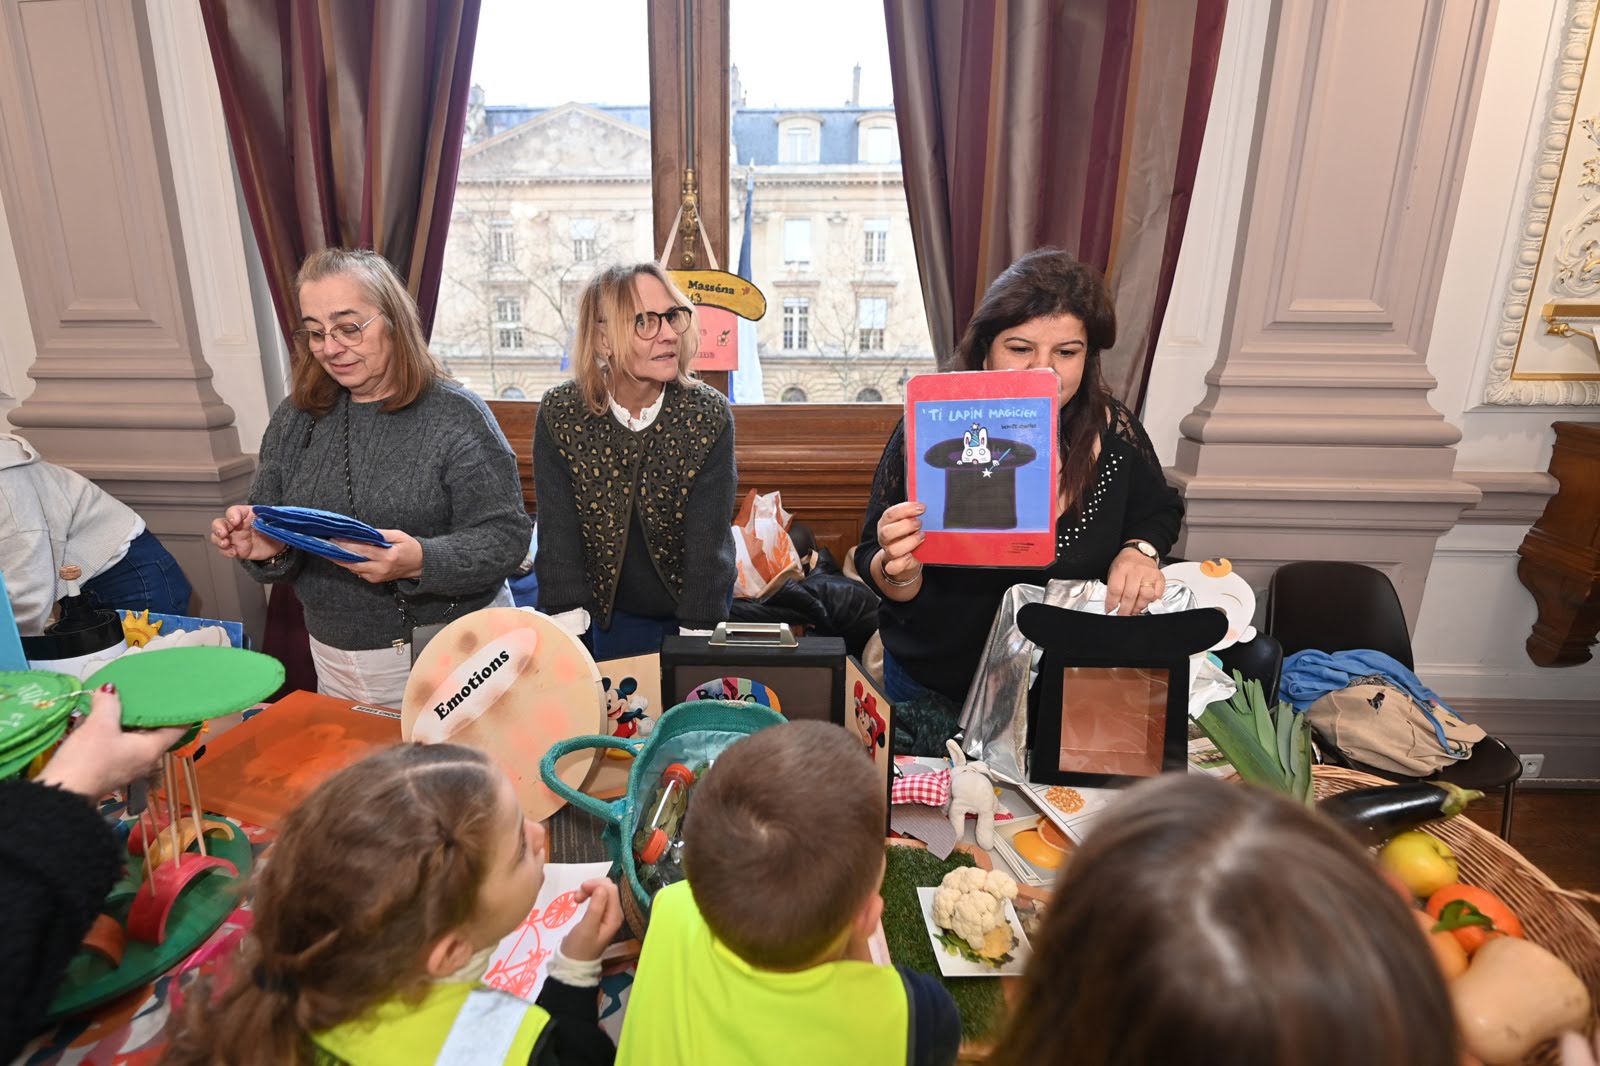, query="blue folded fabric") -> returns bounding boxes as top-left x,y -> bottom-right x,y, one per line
253,505 -> 390,564
1280,648 -> 1453,714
